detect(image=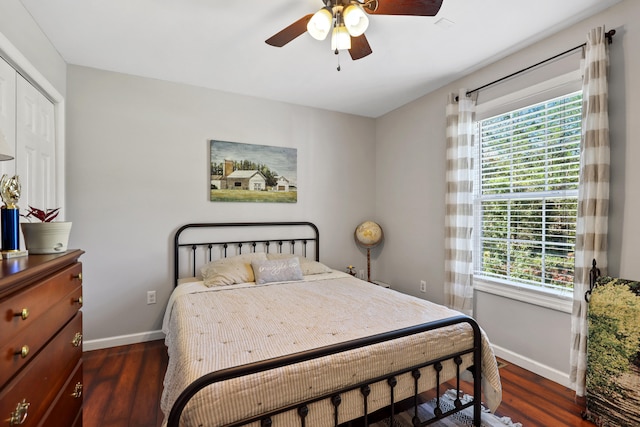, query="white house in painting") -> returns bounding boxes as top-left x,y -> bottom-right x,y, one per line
275,176 -> 290,192
211,159 -> 267,190
224,170 -> 267,191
